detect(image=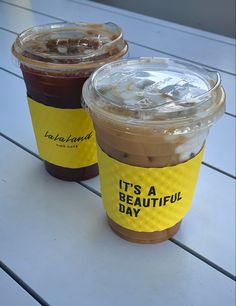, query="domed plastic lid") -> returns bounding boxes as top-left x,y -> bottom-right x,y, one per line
12,22 -> 128,71
83,57 -> 225,132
